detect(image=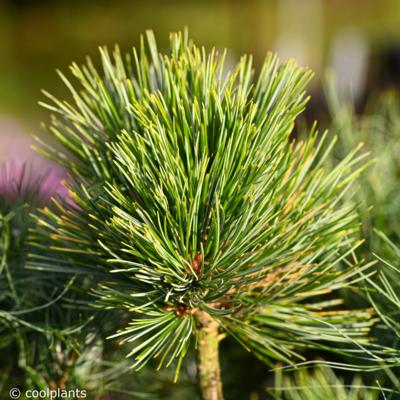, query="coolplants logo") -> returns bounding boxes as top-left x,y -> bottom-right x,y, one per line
9,388 -> 87,399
